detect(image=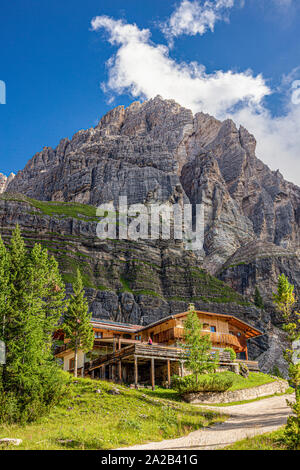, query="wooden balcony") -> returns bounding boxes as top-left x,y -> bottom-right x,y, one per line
208,331 -> 242,349
153,327 -> 243,350
87,343 -> 241,371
